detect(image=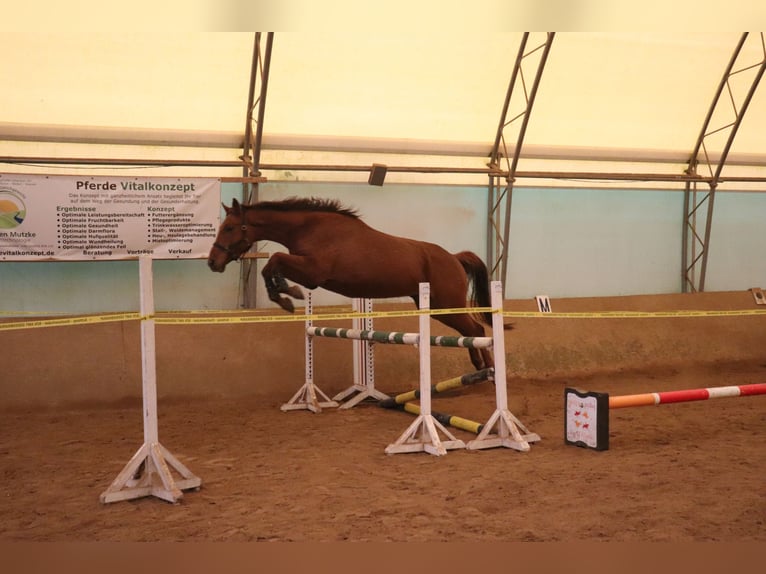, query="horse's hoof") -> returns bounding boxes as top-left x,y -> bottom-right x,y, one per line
278,297 -> 295,313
